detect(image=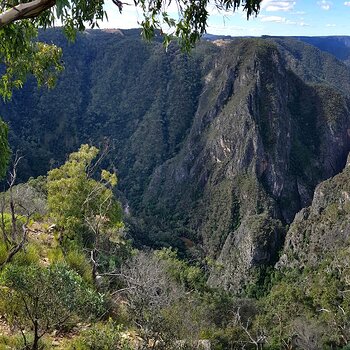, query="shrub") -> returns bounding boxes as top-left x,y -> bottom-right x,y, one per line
67,320 -> 132,350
